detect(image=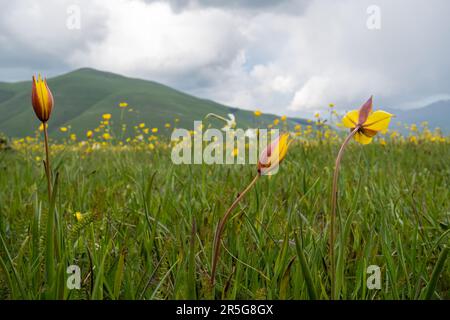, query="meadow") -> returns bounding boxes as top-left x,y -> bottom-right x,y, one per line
0,120 -> 449,300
